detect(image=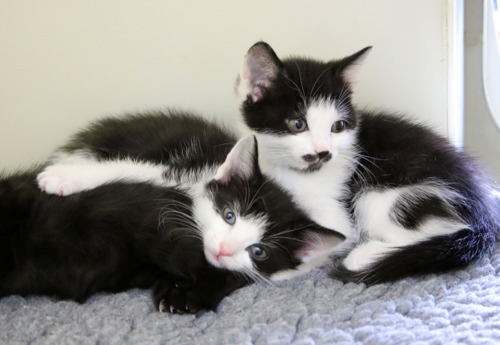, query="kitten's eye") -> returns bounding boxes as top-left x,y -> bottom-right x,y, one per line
287,118 -> 307,133
246,245 -> 268,261
331,120 -> 347,133
222,207 -> 236,225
